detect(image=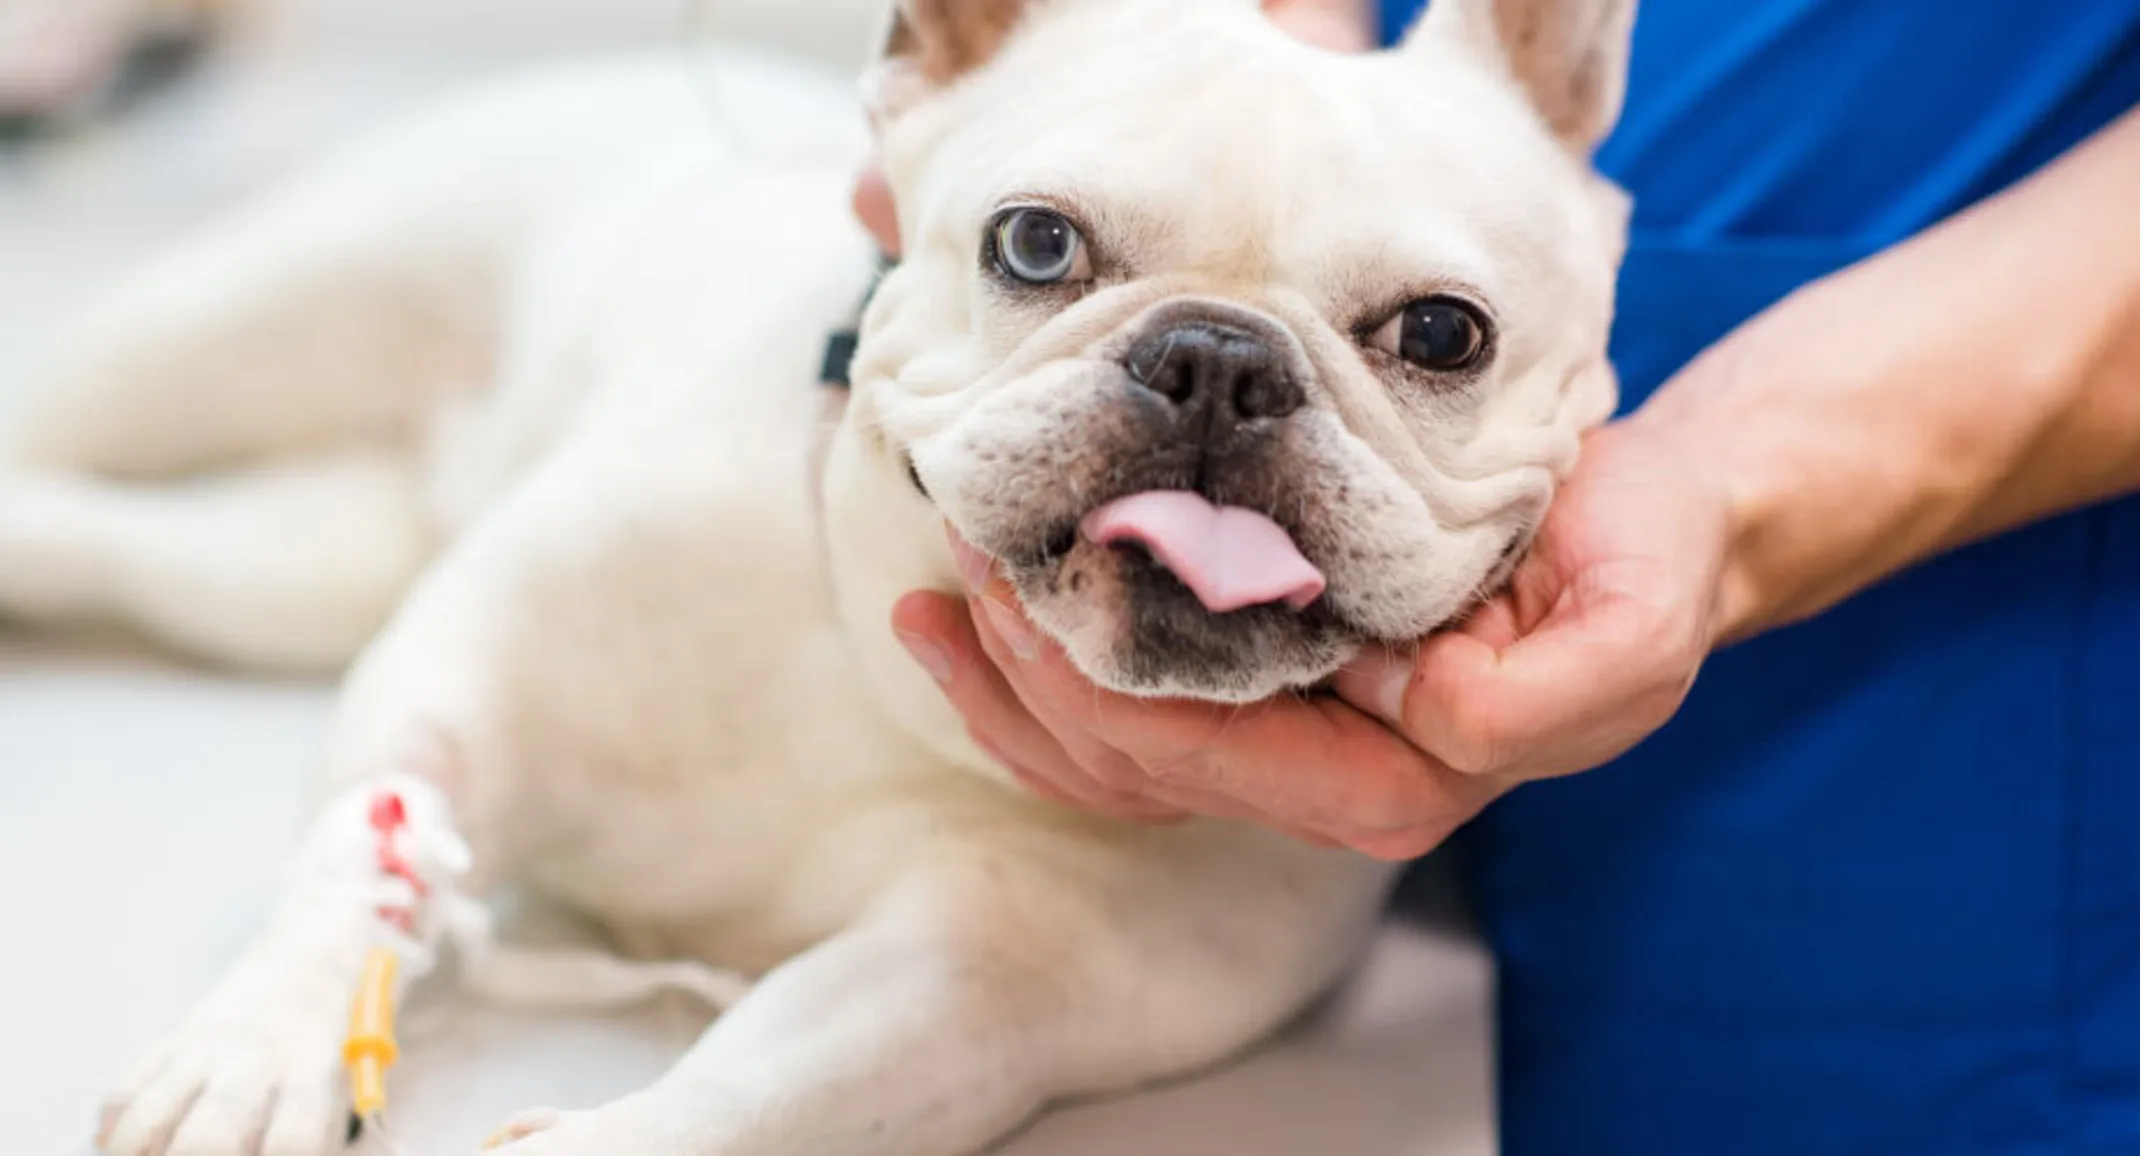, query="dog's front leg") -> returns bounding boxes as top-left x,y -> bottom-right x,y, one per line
97,560 -> 540,1156
95,767 -> 484,1156
486,877 -> 1078,1156
485,837 -> 1385,1156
